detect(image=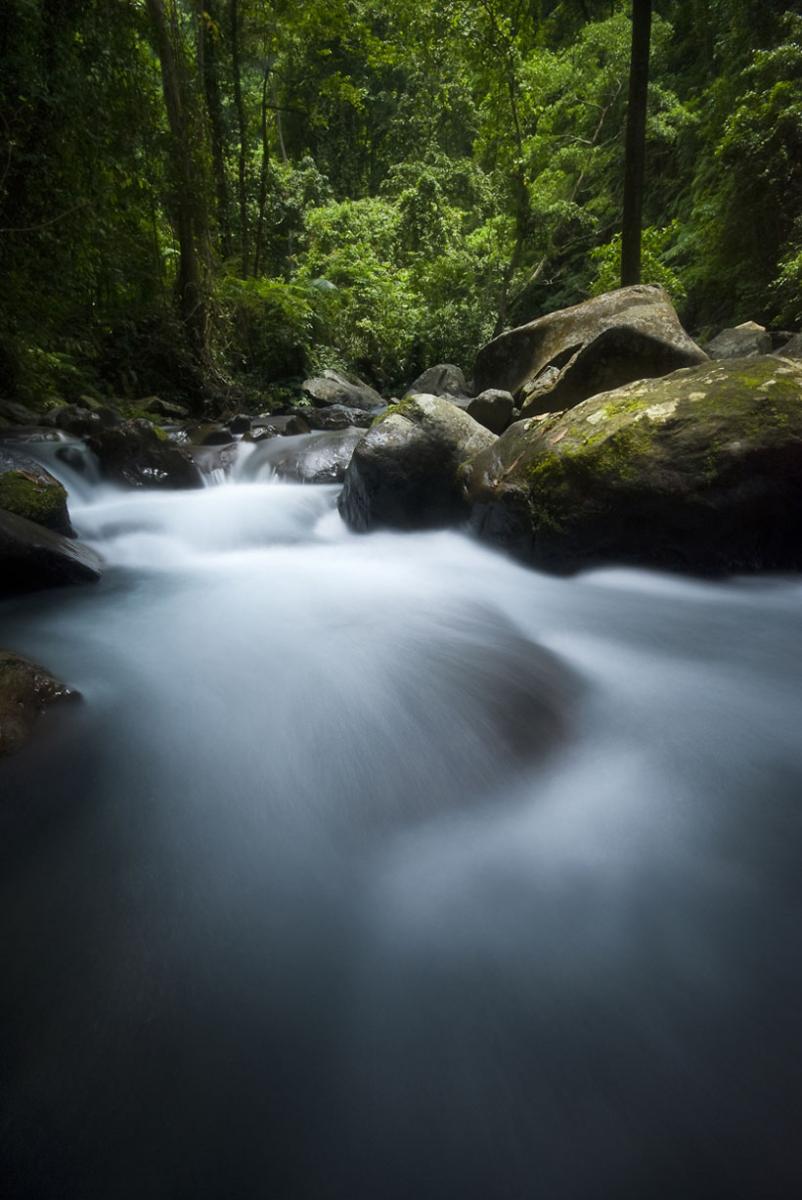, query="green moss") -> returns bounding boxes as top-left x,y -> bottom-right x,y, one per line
371,397 -> 416,427
0,470 -> 66,524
